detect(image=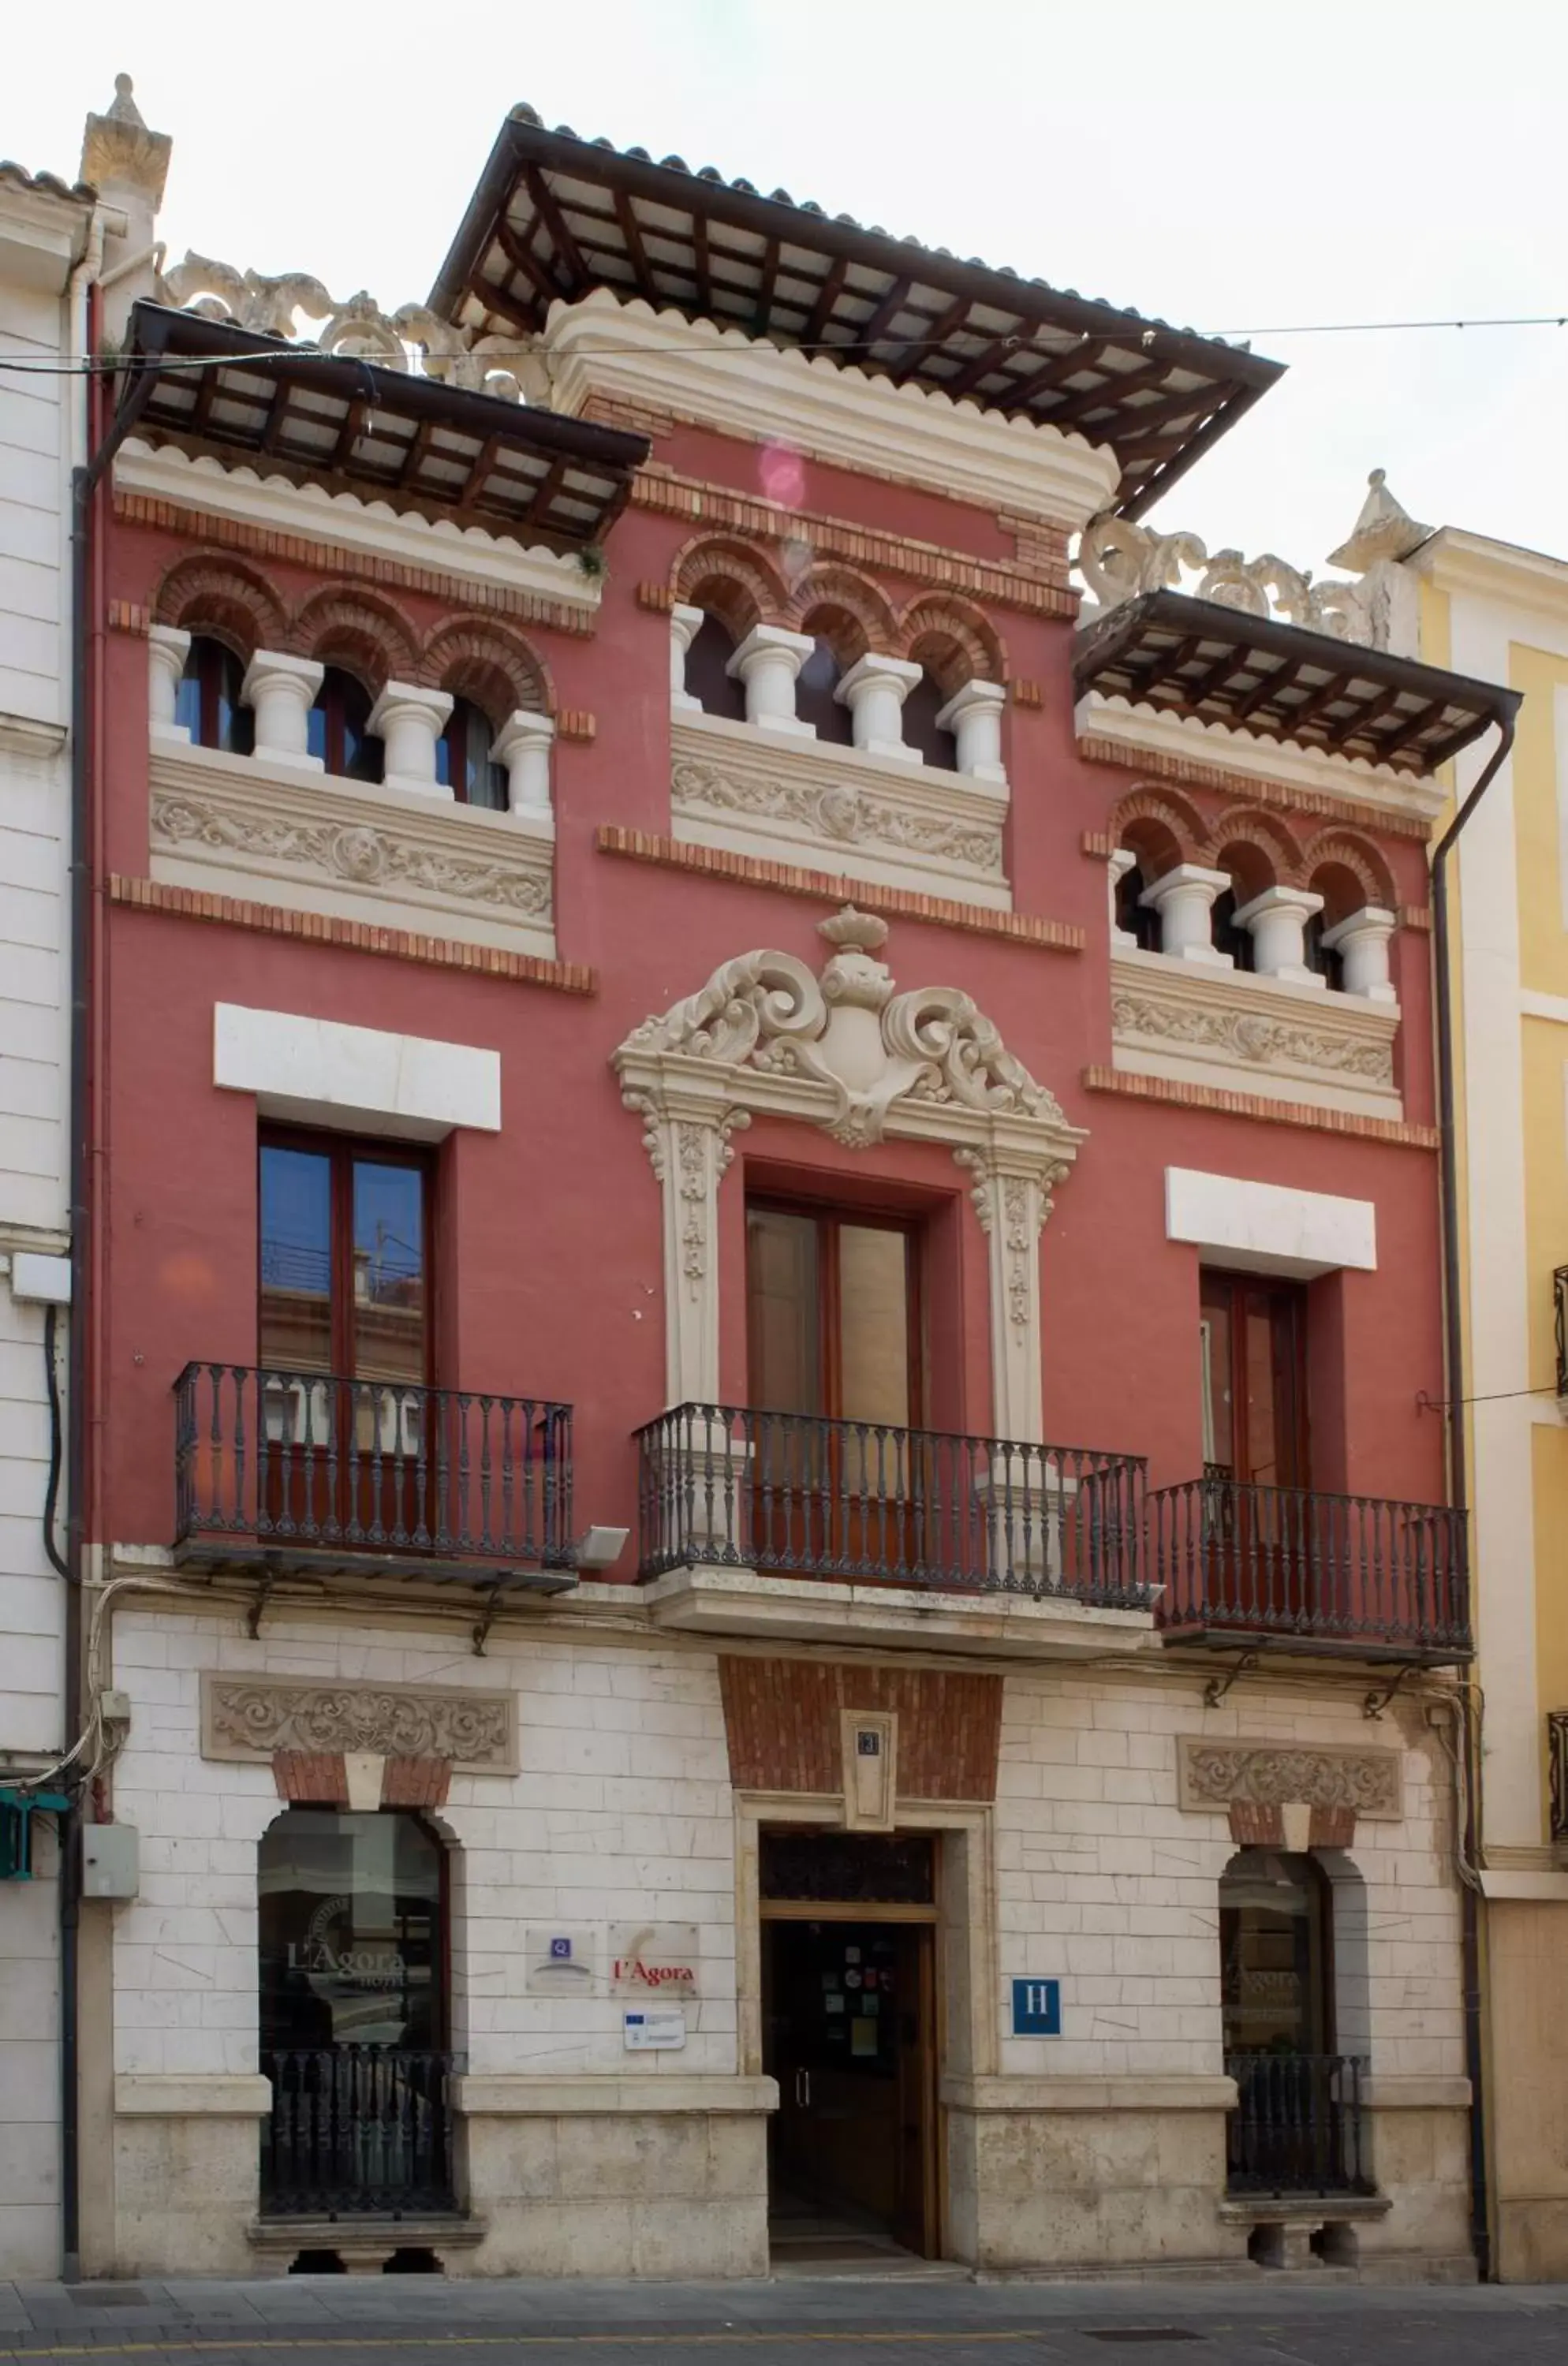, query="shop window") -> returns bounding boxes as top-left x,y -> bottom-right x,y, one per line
437,696 -> 507,808
259,1808 -> 444,2052
174,634 -> 254,755
308,665 -> 384,784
